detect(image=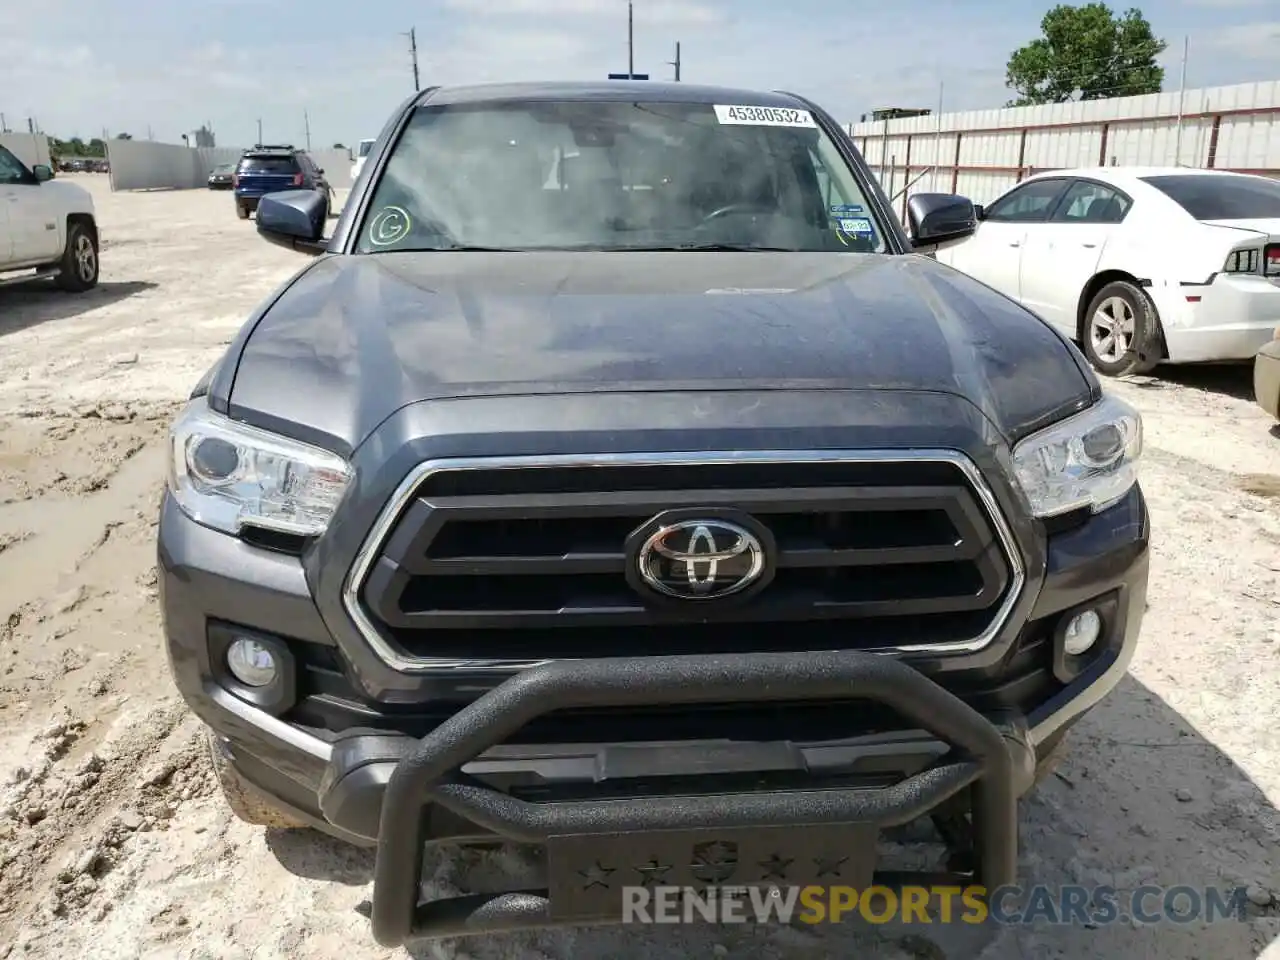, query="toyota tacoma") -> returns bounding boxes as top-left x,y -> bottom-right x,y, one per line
157,81 -> 1149,947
